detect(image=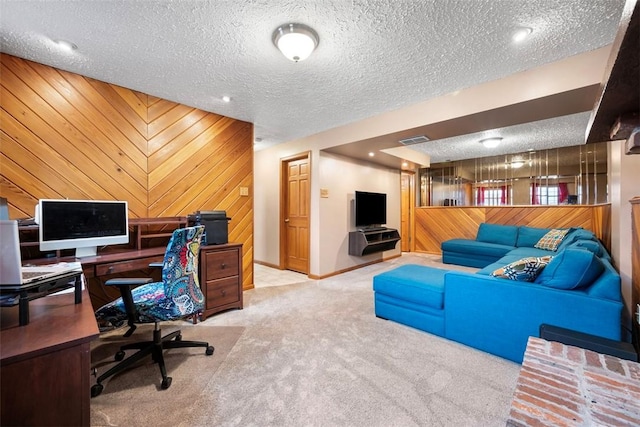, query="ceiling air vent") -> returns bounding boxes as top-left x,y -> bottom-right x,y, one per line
399,135 -> 430,145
